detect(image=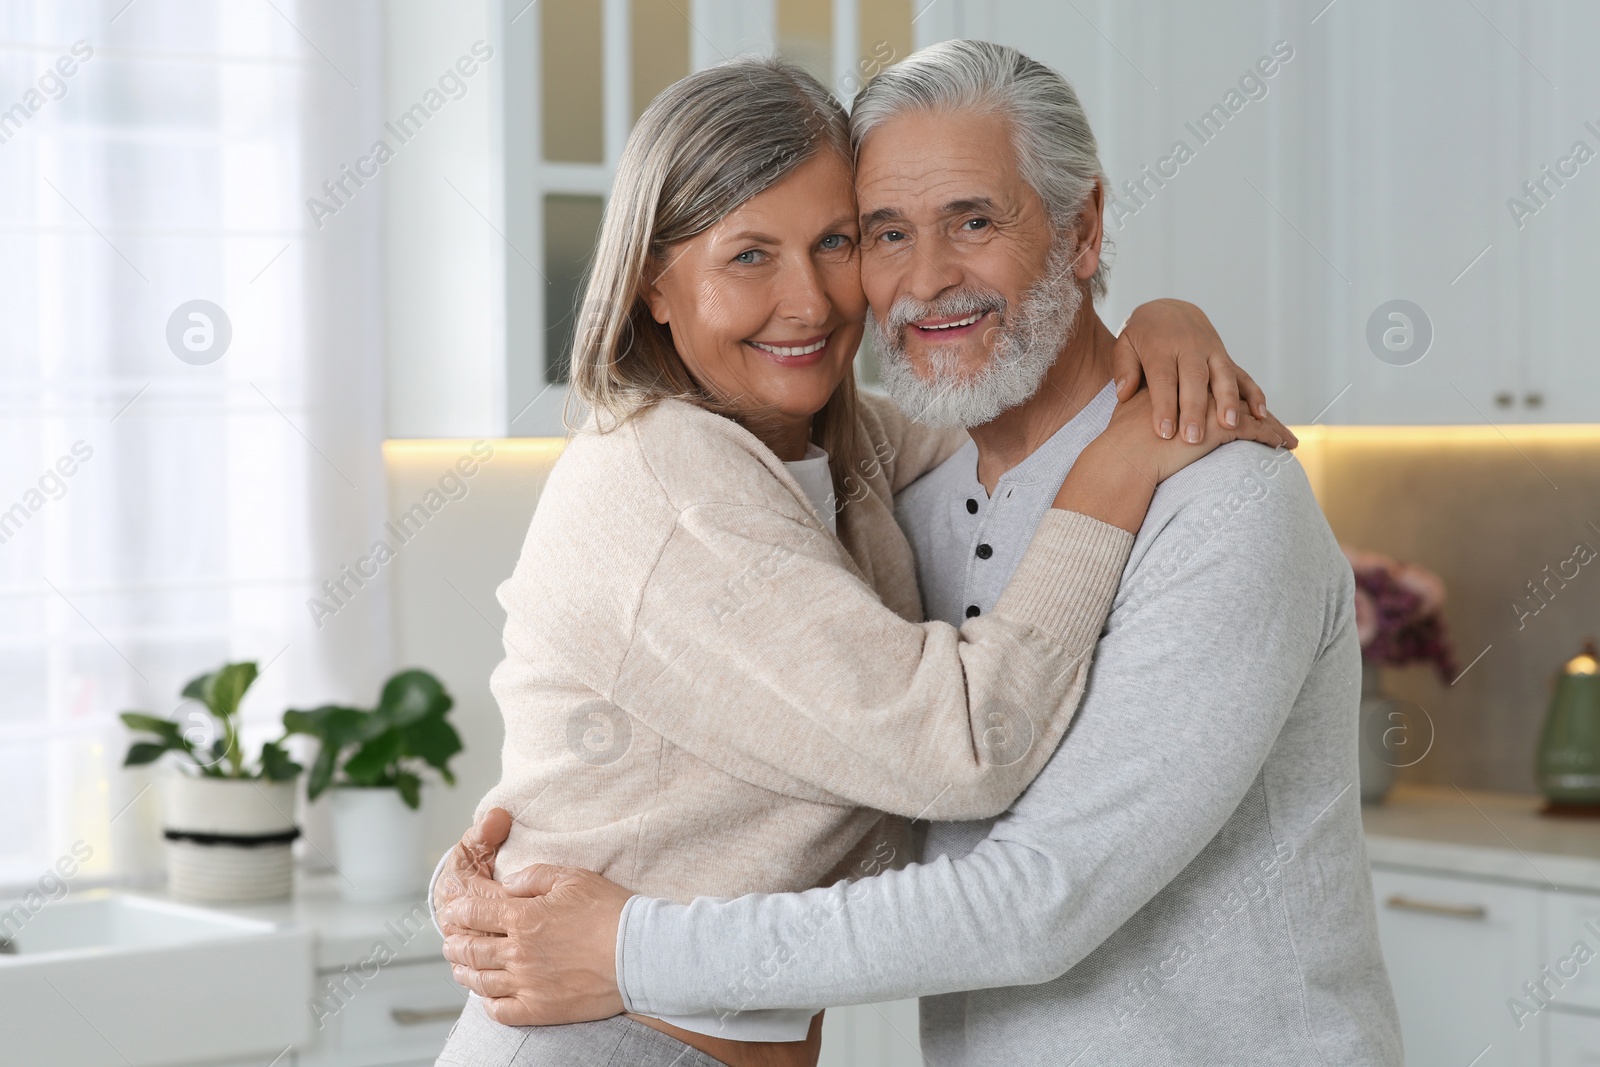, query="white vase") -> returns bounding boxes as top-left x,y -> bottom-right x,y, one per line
1358,662 -> 1399,804
162,774 -> 298,902
329,786 -> 427,902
